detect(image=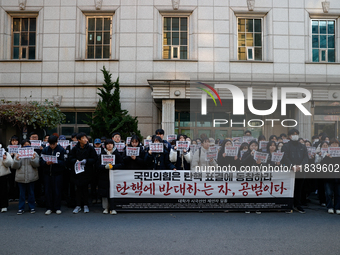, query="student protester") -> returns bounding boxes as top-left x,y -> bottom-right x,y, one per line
241,141 -> 262,168
40,135 -> 66,215
321,139 -> 340,214
244,130 -> 252,136
258,135 -> 266,143
266,141 -> 281,167
155,129 -> 172,151
123,135 -> 146,170
145,136 -> 176,170
280,133 -> 288,140
170,134 -> 191,170
298,138 -> 305,144
8,135 -> 20,201
97,139 -> 124,215
191,138 -> 218,171
12,139 -> 40,215
281,128 -> 309,213
43,135 -> 50,143
0,143 -> 14,213
277,142 -> 284,152
238,142 -> 249,162
112,132 -> 125,157
63,132 -> 77,208
217,139 -> 238,168
68,133 -> 97,214
91,138 -> 102,204
269,135 -> 278,143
